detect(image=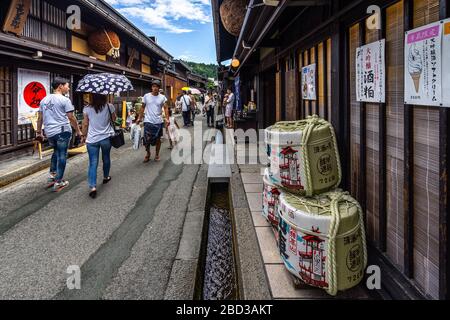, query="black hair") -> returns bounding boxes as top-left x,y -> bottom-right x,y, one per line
169,108 -> 173,117
91,94 -> 108,113
52,77 -> 70,91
